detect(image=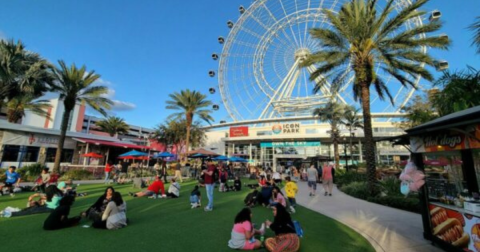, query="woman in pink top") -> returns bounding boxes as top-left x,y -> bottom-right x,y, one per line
270,187 -> 287,207
322,163 -> 334,196
228,208 -> 265,250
